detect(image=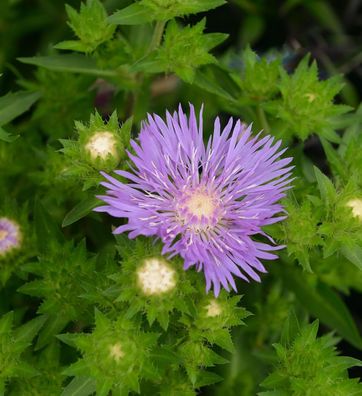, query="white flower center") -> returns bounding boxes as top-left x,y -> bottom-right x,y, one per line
185,192 -> 216,219
347,198 -> 362,221
137,257 -> 176,295
206,299 -> 222,317
109,342 -> 124,362
85,131 -> 118,160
